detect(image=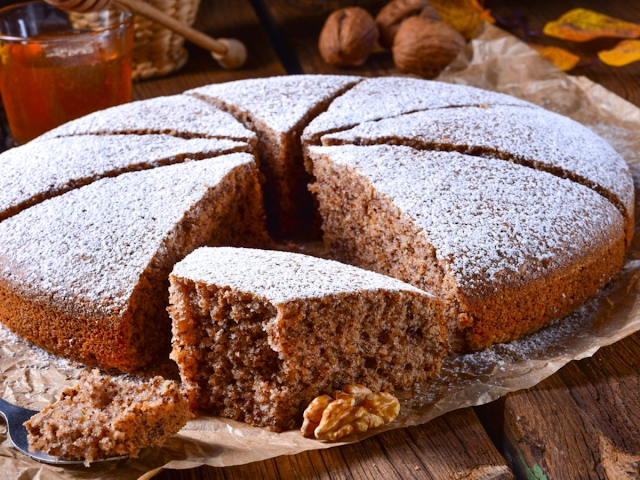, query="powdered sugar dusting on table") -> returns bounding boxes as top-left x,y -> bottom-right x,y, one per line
35,95 -> 256,142
0,154 -> 254,317
186,75 -> 361,134
311,145 -> 623,292
323,104 -> 634,217
171,246 -> 430,304
303,76 -> 536,141
0,135 -> 247,220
